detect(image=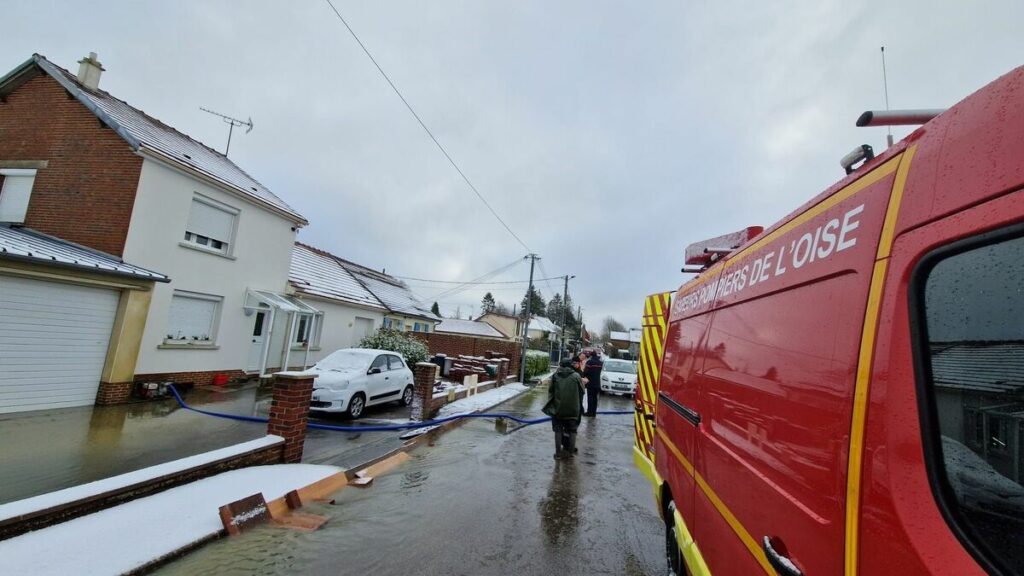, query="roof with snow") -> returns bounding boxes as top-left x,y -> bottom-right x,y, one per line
527,316 -> 559,334
435,318 -> 507,339
288,243 -> 383,310
0,54 -> 305,224
931,341 -> 1024,395
0,224 -> 168,282
289,242 -> 439,322
609,330 -> 642,343
339,260 -> 440,322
